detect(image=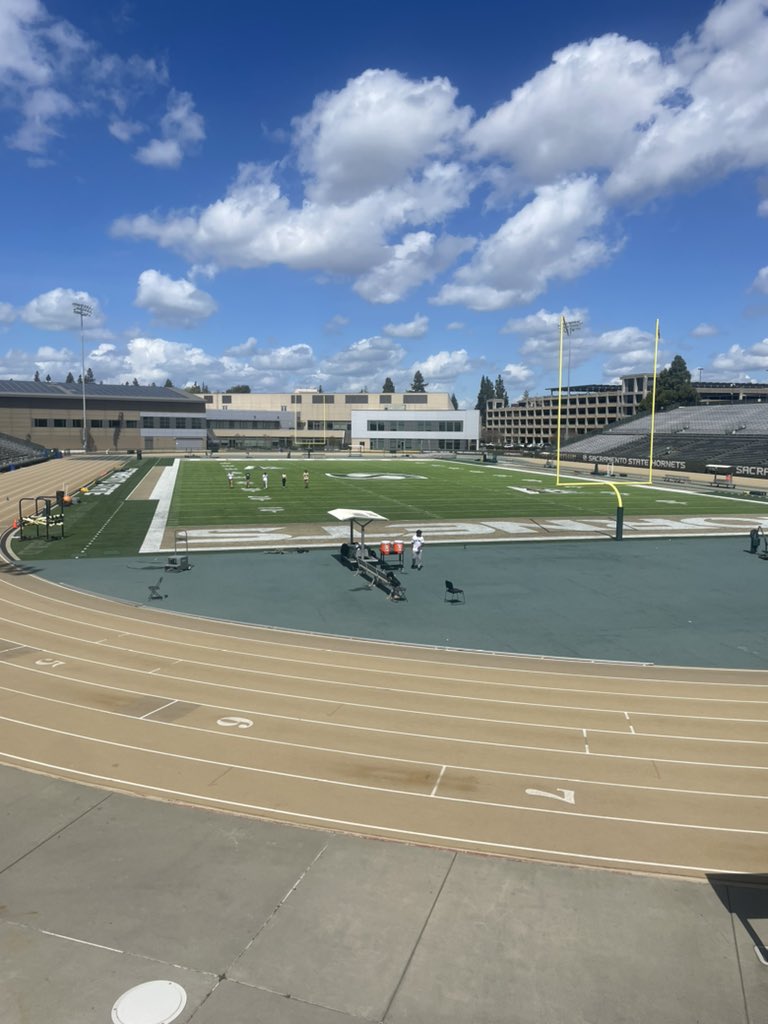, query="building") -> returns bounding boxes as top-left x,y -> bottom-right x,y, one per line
484,377 -> 768,448
201,389 -> 457,450
0,382 -> 472,454
0,380 -> 207,453
351,408 -> 480,453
